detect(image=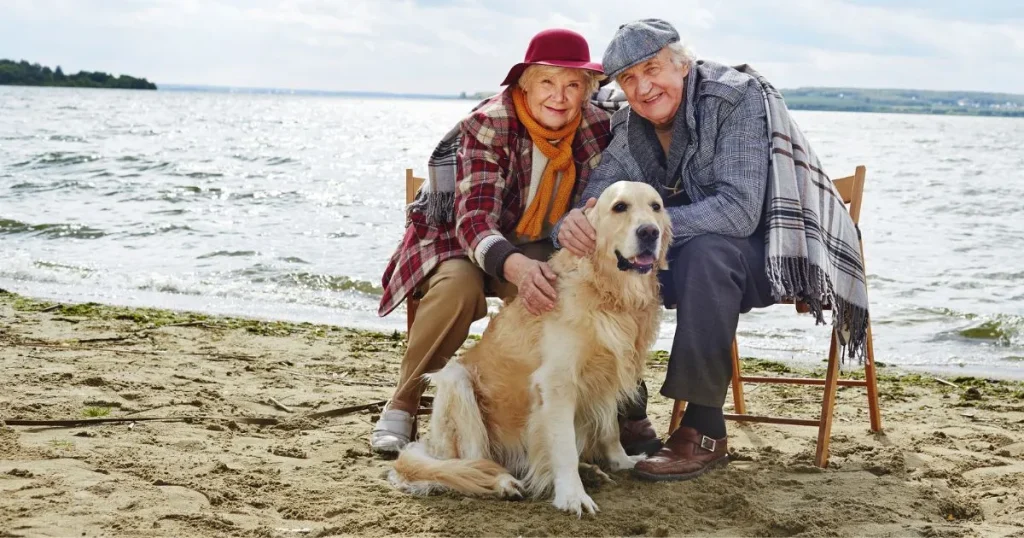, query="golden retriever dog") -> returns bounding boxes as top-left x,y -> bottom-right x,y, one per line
389,181 -> 672,516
